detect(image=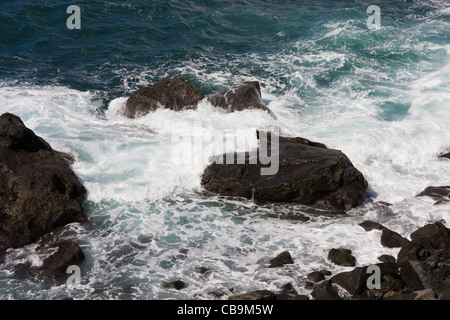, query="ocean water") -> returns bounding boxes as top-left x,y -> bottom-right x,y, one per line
0,0 -> 450,299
